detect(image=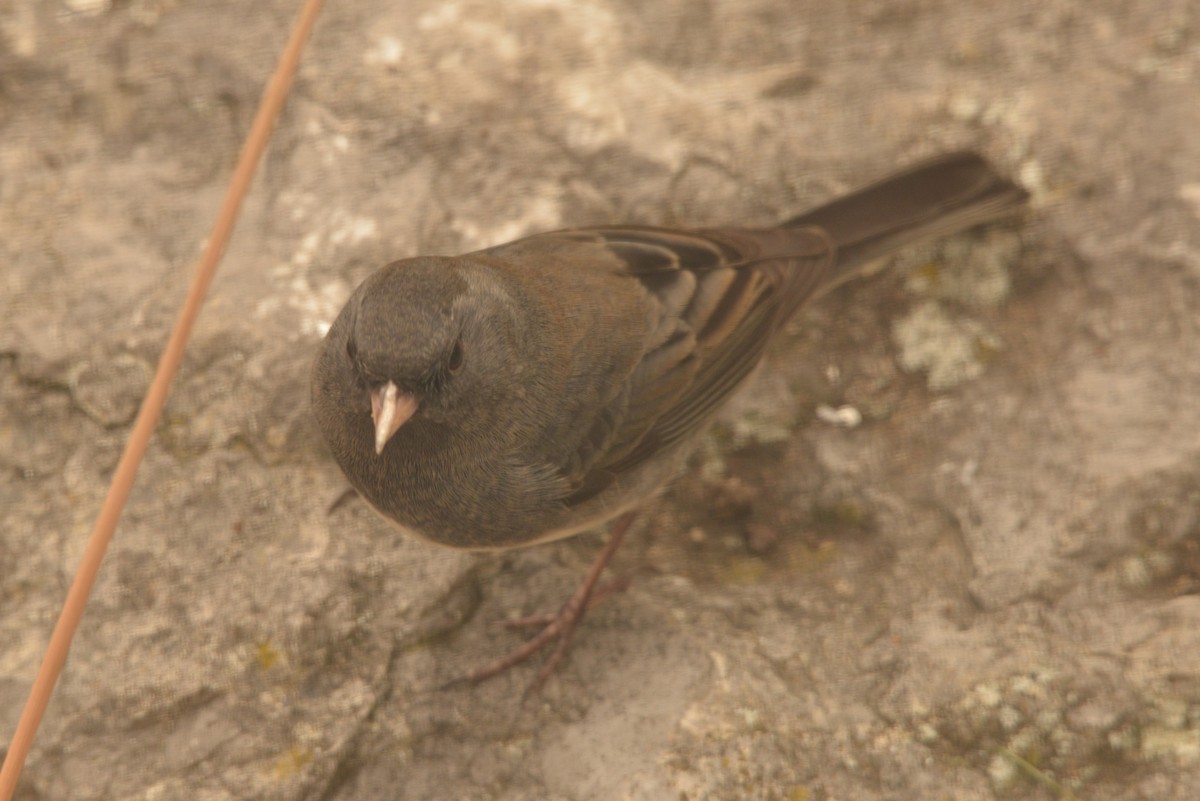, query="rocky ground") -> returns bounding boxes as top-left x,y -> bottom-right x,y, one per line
2,1 -> 1199,799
